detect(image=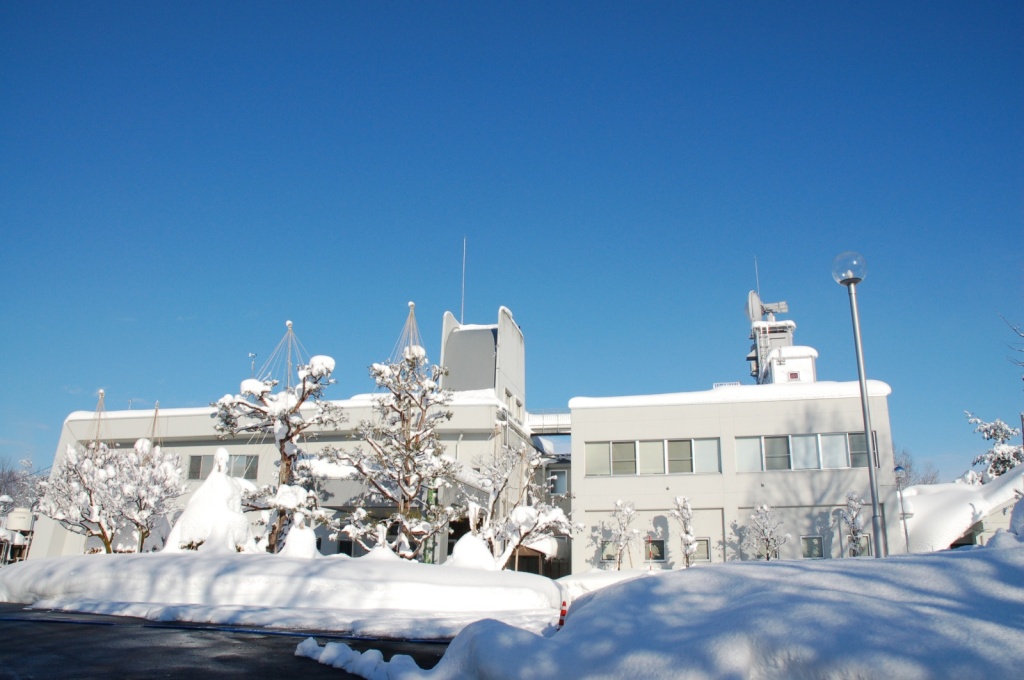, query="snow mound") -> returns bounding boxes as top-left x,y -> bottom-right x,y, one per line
303,544 -> 1024,679
162,448 -> 257,553
445,534 -> 498,570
